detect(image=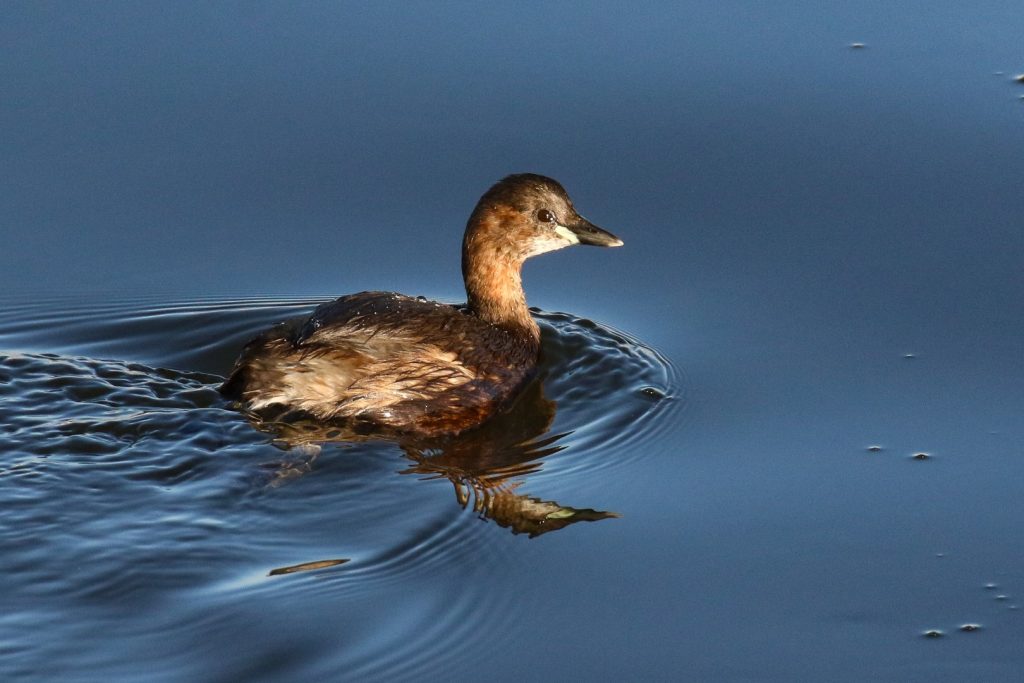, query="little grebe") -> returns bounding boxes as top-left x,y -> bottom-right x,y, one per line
221,173 -> 622,437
